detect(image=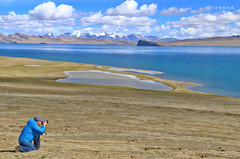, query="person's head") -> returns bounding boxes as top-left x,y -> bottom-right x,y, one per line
34,116 -> 45,126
